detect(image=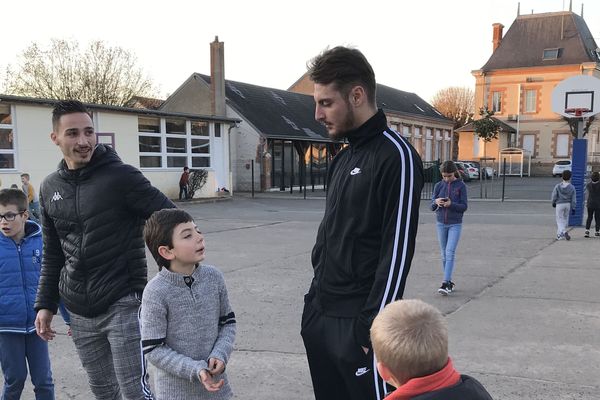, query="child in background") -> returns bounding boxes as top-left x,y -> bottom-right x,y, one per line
141,208 -> 236,399
0,189 -> 55,399
371,299 -> 493,400
551,170 -> 576,240
584,171 -> 600,238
